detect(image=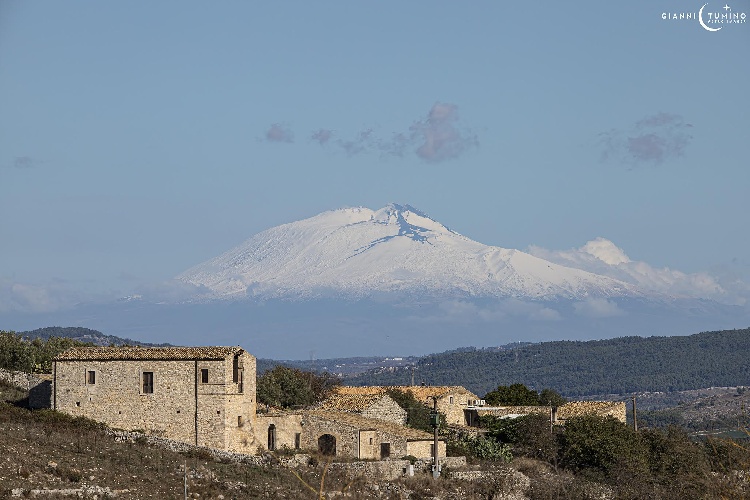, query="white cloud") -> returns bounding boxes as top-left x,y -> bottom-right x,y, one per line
0,278 -> 81,313
528,238 -> 741,304
435,298 -> 561,323
573,298 -> 624,318
134,280 -> 211,303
